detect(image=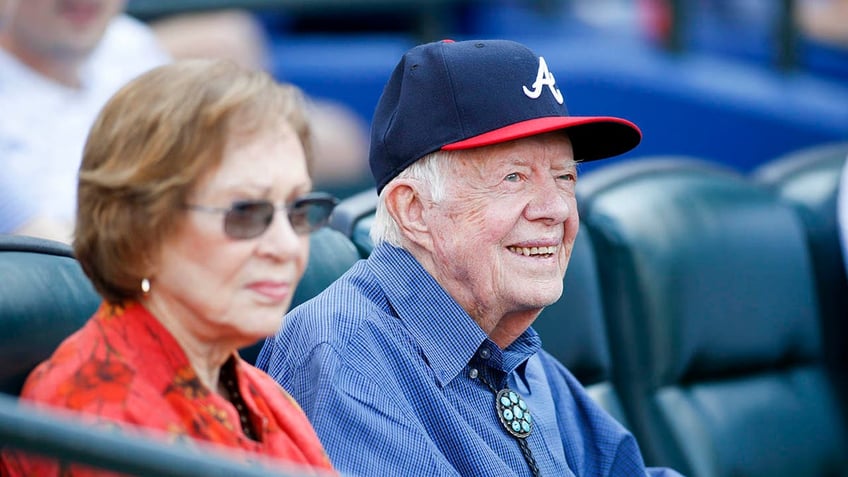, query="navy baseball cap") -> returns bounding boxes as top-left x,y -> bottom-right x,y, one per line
369,39 -> 642,193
